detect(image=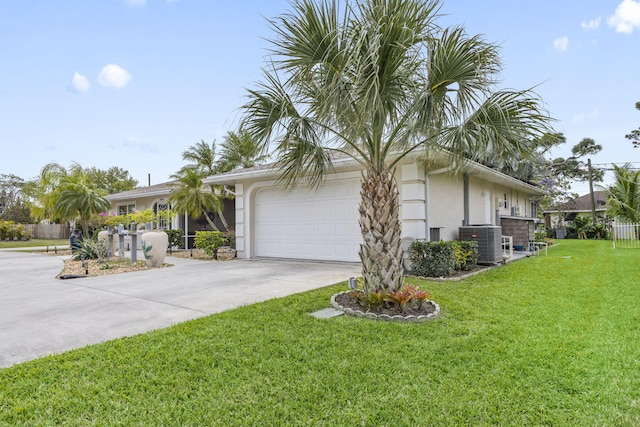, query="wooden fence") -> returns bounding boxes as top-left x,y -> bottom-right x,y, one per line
612,223 -> 640,249
22,224 -> 70,240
